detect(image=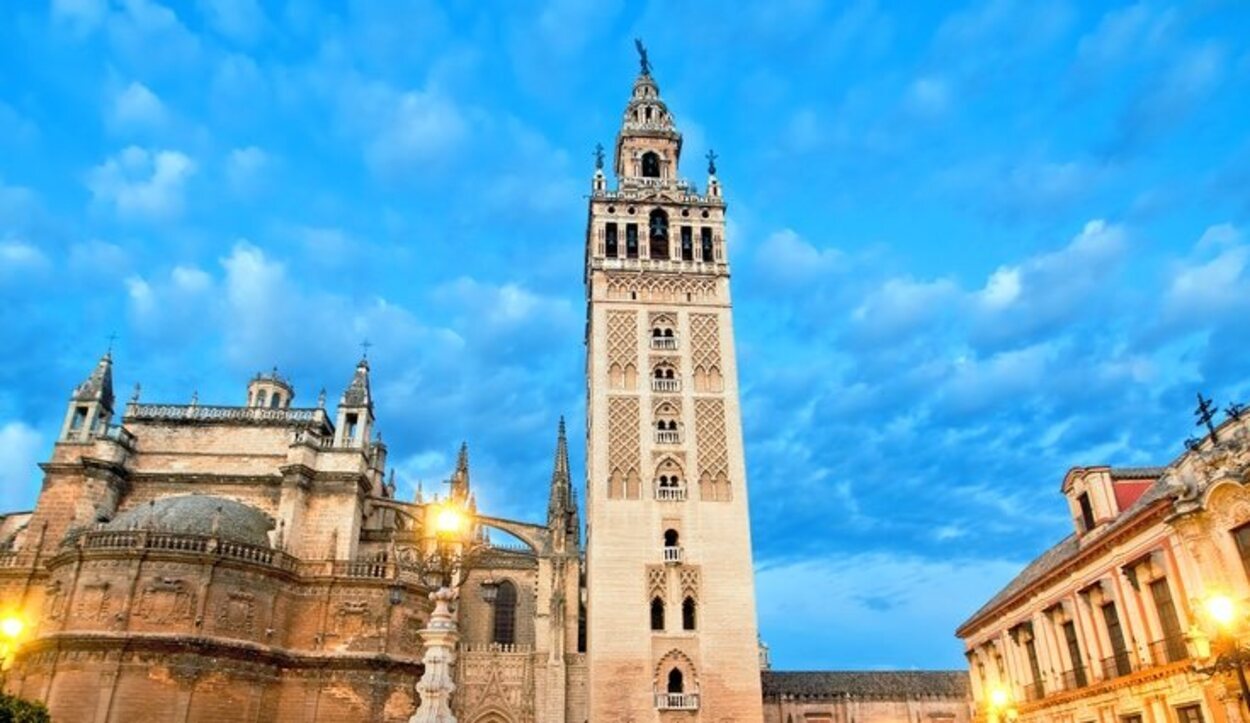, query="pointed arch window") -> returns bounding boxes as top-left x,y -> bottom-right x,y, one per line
667,668 -> 684,694
650,597 -> 665,631
626,223 -> 639,259
642,152 -> 660,178
492,579 -> 517,645
700,227 -> 714,262
681,226 -> 693,261
605,222 -> 619,258
682,597 -> 697,630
